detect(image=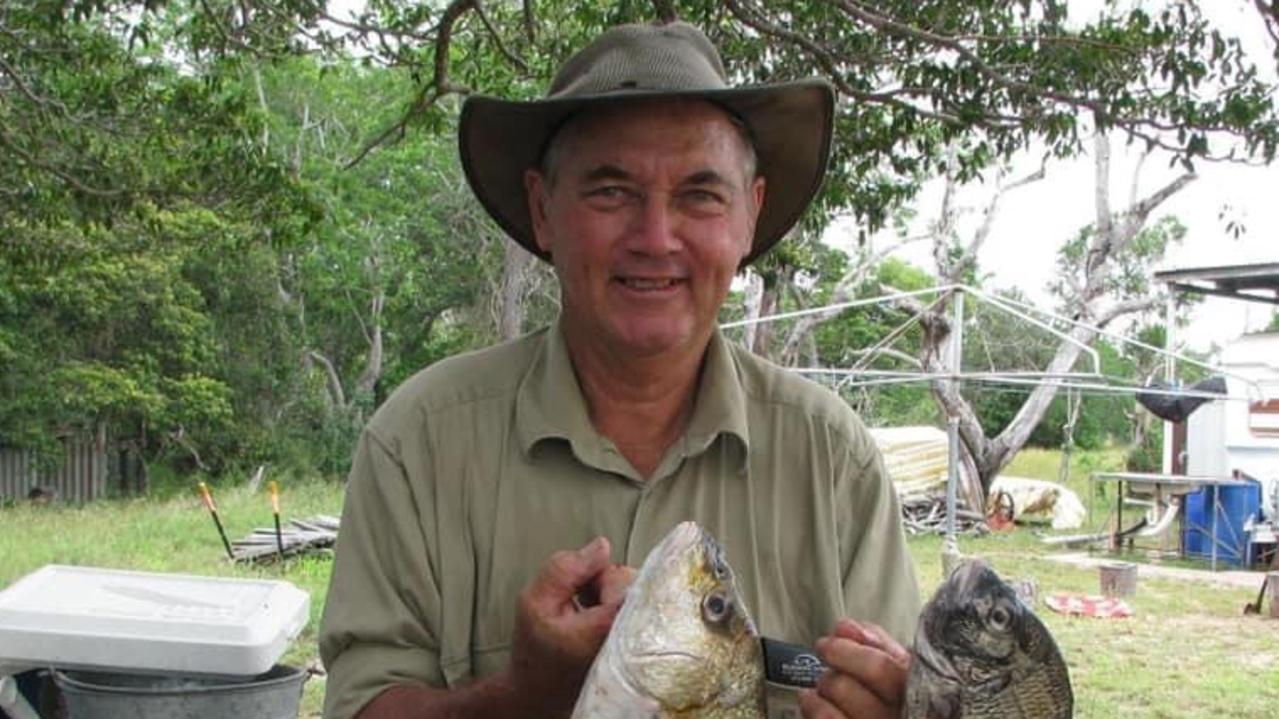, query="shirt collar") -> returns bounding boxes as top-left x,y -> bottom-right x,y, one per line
514,320 -> 751,472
